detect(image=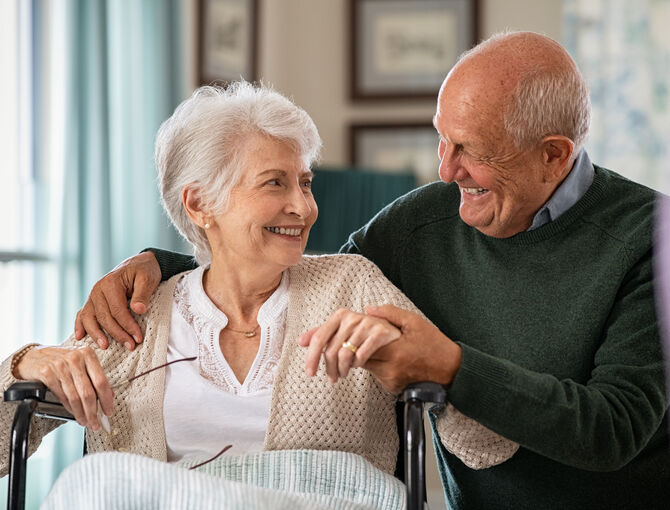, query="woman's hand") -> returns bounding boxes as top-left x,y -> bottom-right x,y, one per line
298,308 -> 401,383
14,346 -> 114,430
